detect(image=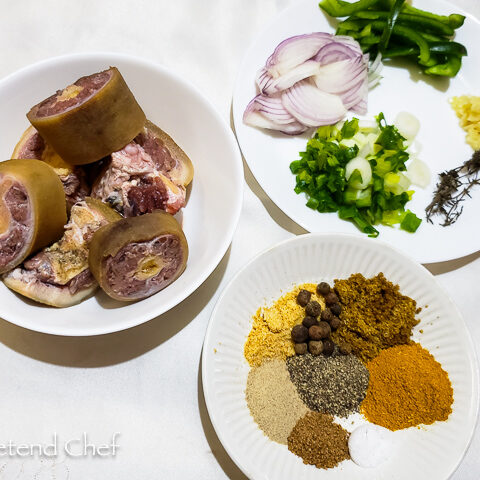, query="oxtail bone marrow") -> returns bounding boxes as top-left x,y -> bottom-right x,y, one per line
0,159 -> 66,274
27,67 -> 146,165
91,120 -> 194,216
12,126 -> 90,209
89,211 -> 188,301
3,198 -> 121,307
